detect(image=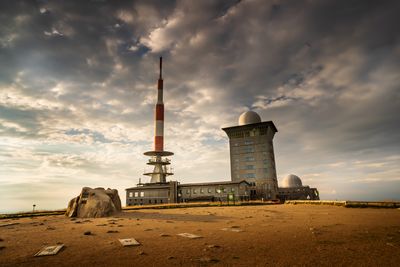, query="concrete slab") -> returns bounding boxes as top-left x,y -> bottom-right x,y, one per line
34,244 -> 64,256
119,238 -> 140,247
221,227 -> 243,232
177,233 -> 202,239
